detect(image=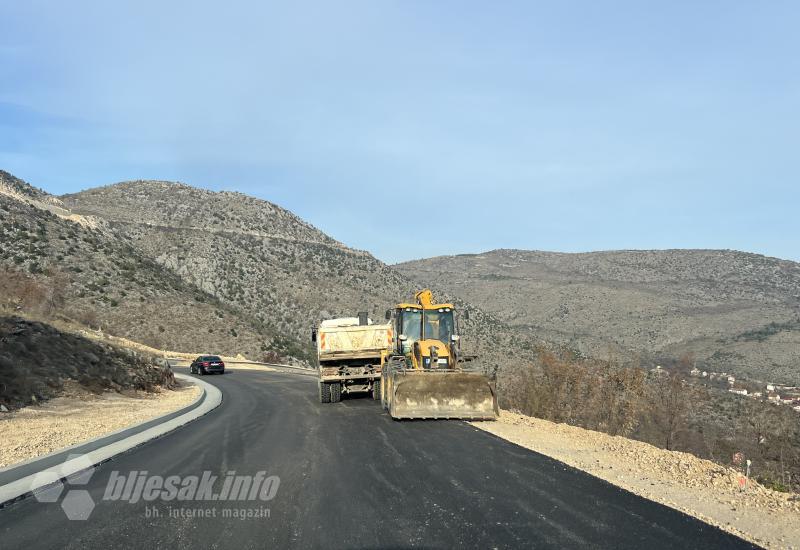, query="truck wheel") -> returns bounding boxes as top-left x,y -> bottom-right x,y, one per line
330,382 -> 342,403
319,382 -> 331,403
372,380 -> 381,400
